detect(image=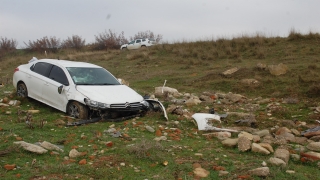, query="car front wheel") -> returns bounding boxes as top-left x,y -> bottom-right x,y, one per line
17,83 -> 28,98
67,101 -> 88,119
